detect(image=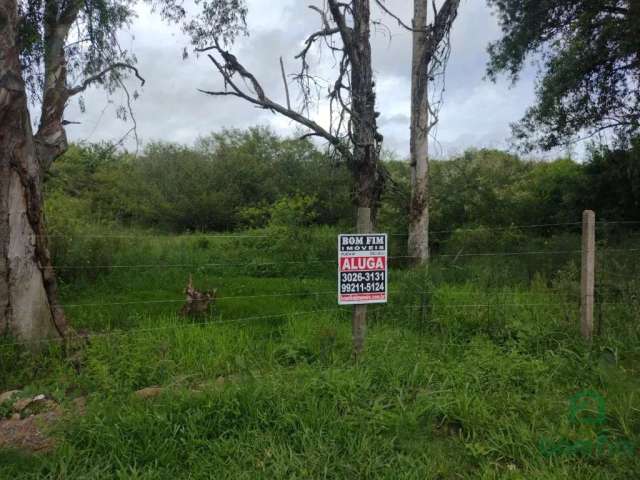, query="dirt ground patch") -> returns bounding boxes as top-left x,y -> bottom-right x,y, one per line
0,392 -> 84,454
0,410 -> 61,453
